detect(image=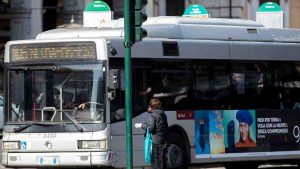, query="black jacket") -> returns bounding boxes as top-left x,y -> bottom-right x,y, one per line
142,109 -> 168,144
